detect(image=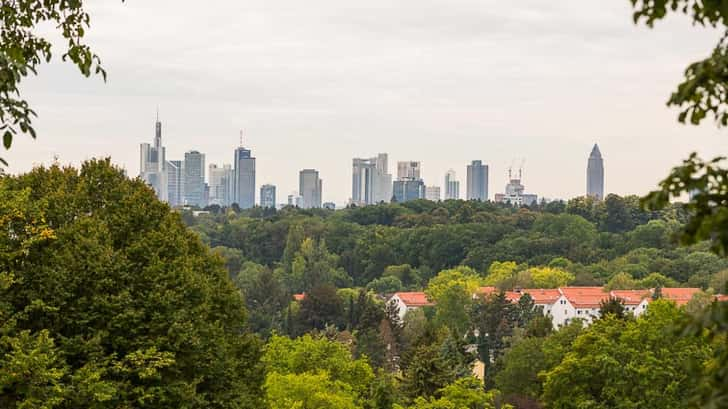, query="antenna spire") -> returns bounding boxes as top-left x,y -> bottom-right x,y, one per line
239,129 -> 243,146
156,106 -> 159,122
